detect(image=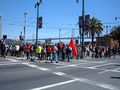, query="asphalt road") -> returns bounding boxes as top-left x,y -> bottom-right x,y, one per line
0,56 -> 120,90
